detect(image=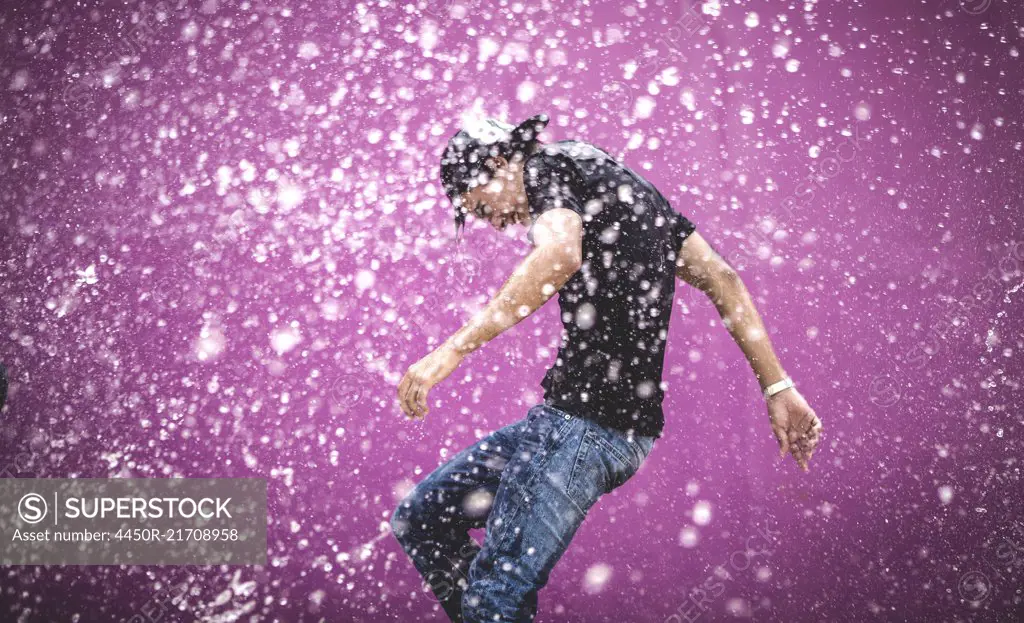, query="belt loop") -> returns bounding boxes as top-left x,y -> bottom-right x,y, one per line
544,401 -> 573,421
